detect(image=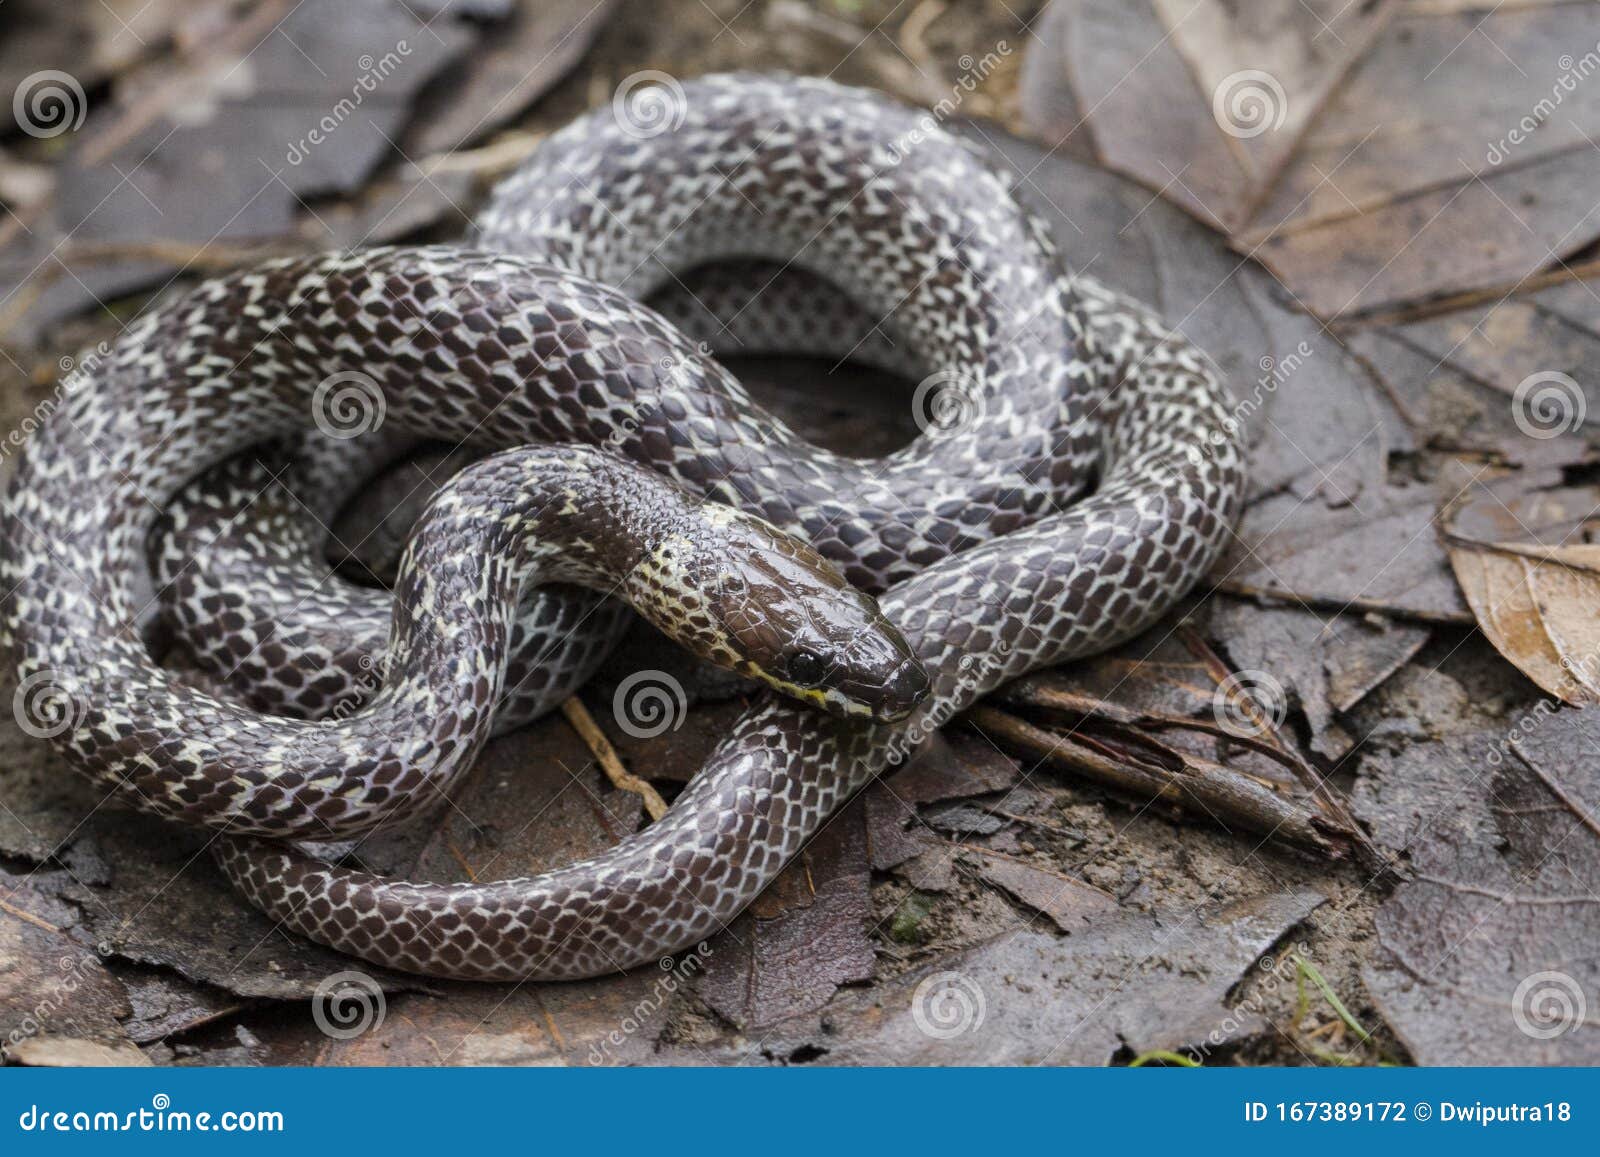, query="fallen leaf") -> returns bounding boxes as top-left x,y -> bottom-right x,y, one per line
696,799 -> 876,1031
1365,706 -> 1600,1064
702,889 -> 1325,1065
1021,0 -> 1600,318
0,868 -> 144,1065
967,851 -> 1117,934
1444,486 -> 1600,704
